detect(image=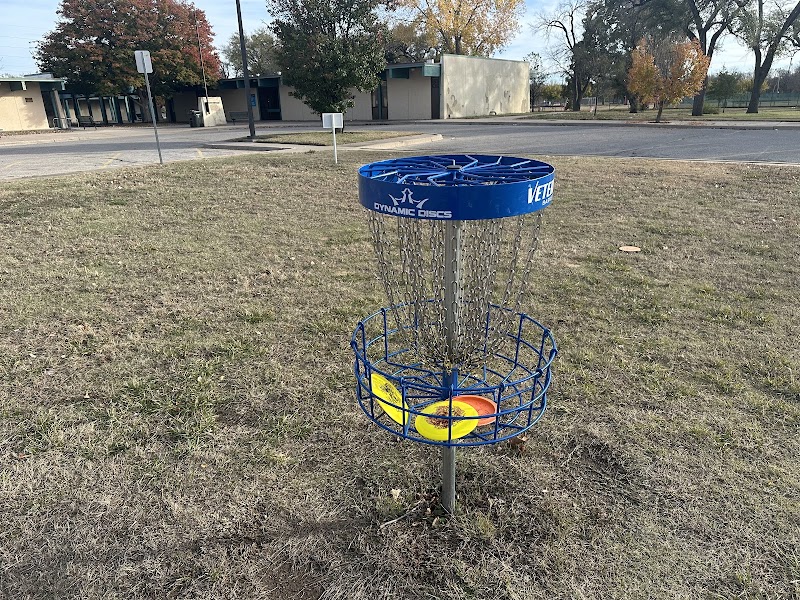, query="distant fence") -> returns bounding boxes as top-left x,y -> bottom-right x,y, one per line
676,93 -> 800,109
533,93 -> 800,111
